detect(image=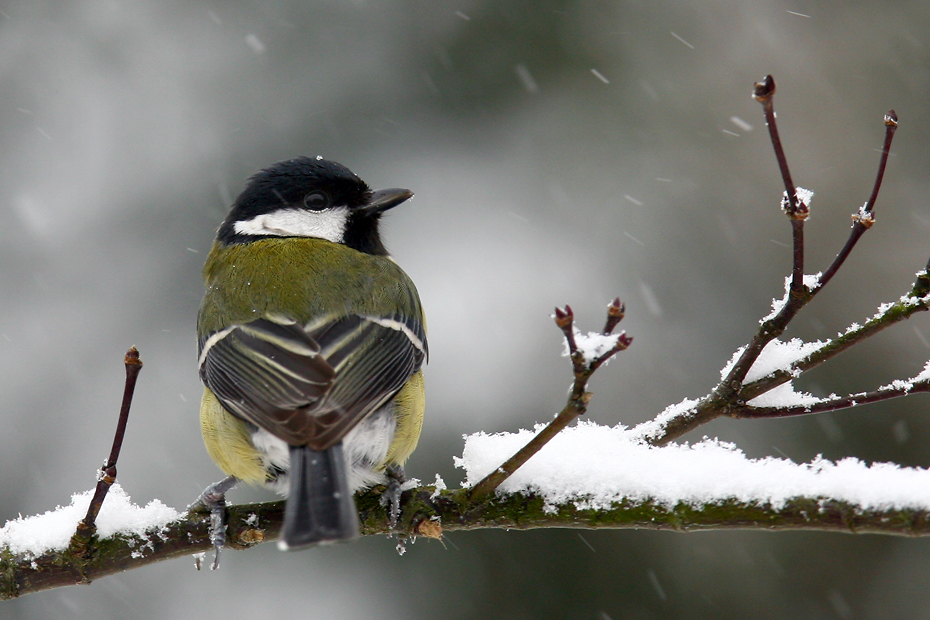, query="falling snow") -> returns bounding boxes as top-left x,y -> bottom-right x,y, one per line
670,32 -> 695,49
515,64 -> 539,93
730,116 -> 753,131
590,68 -> 610,84
244,33 -> 266,54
